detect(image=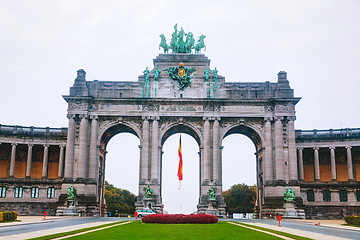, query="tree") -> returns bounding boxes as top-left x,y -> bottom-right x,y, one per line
222,184 -> 256,214
104,181 -> 137,215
